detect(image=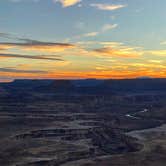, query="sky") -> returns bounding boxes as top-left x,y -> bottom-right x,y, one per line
0,0 -> 166,81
